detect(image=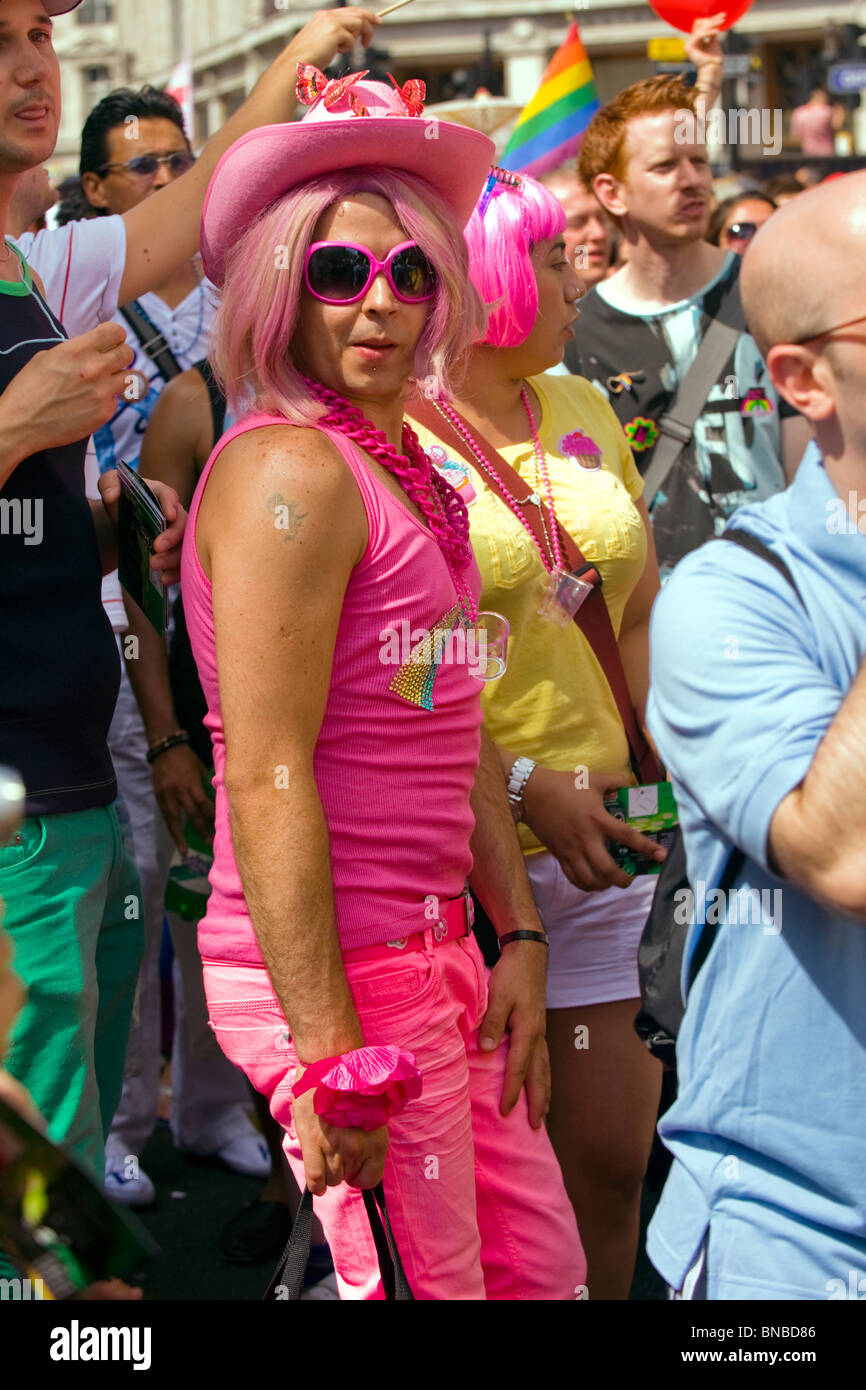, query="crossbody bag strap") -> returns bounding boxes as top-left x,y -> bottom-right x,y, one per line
641,278 -> 747,509
684,525 -> 804,989
409,398 -> 662,785
119,299 -> 183,383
